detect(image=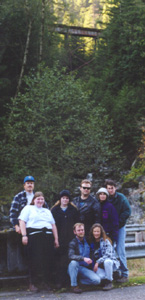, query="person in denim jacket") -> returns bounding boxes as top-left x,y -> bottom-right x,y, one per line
68,223 -> 100,293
